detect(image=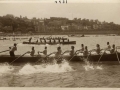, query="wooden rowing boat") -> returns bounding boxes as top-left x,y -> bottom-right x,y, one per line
68,34 -> 85,37
0,53 -> 119,64
40,38 -> 68,40
22,41 -> 76,45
